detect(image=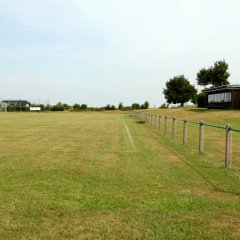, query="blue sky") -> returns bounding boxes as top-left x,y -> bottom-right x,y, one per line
0,0 -> 240,106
